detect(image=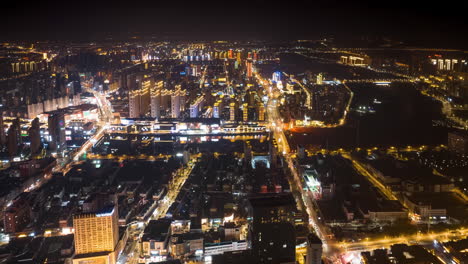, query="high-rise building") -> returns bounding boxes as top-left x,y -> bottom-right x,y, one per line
190,96 -> 204,118
229,102 -> 236,121
171,89 -> 181,119
151,79 -> 164,119
246,59 -> 253,78
129,74 -> 152,118
242,103 -> 249,122
248,194 -> 297,263
48,113 -> 66,151
73,202 -> 119,264
258,103 -> 265,121
28,118 -> 41,155
305,233 -> 322,264
7,118 -> 21,157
